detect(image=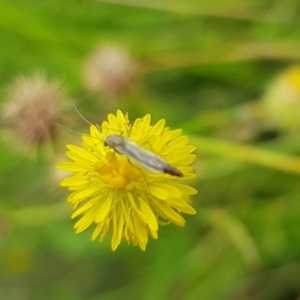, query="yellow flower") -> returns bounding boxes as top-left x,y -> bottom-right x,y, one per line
263,66 -> 300,130
57,110 -> 197,251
